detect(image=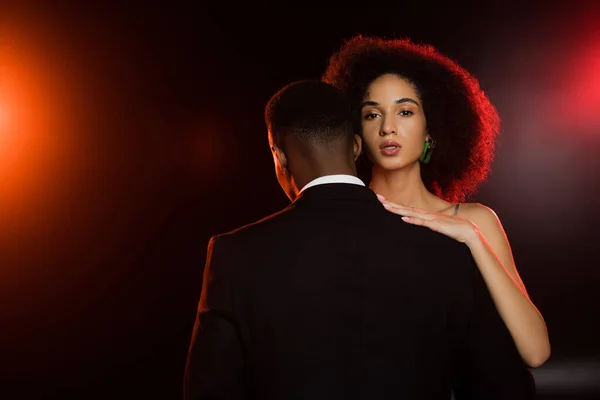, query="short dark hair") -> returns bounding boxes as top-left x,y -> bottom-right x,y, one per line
264,80 -> 354,151
322,35 -> 500,202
